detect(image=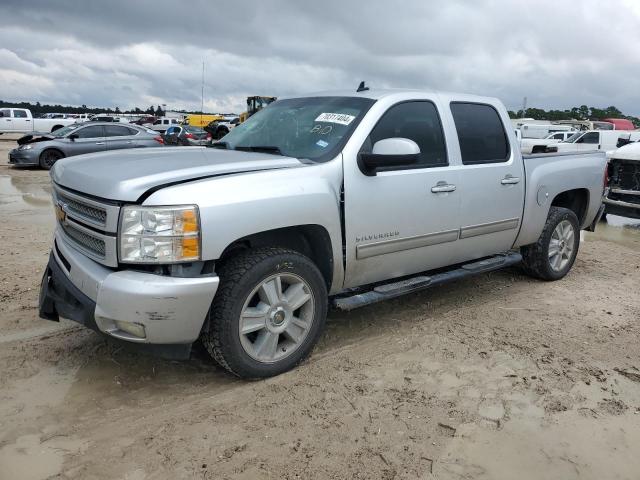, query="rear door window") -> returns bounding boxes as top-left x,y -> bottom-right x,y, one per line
366,101 -> 448,169
450,102 -> 510,164
13,110 -> 28,118
104,125 -> 132,137
75,126 -> 104,139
